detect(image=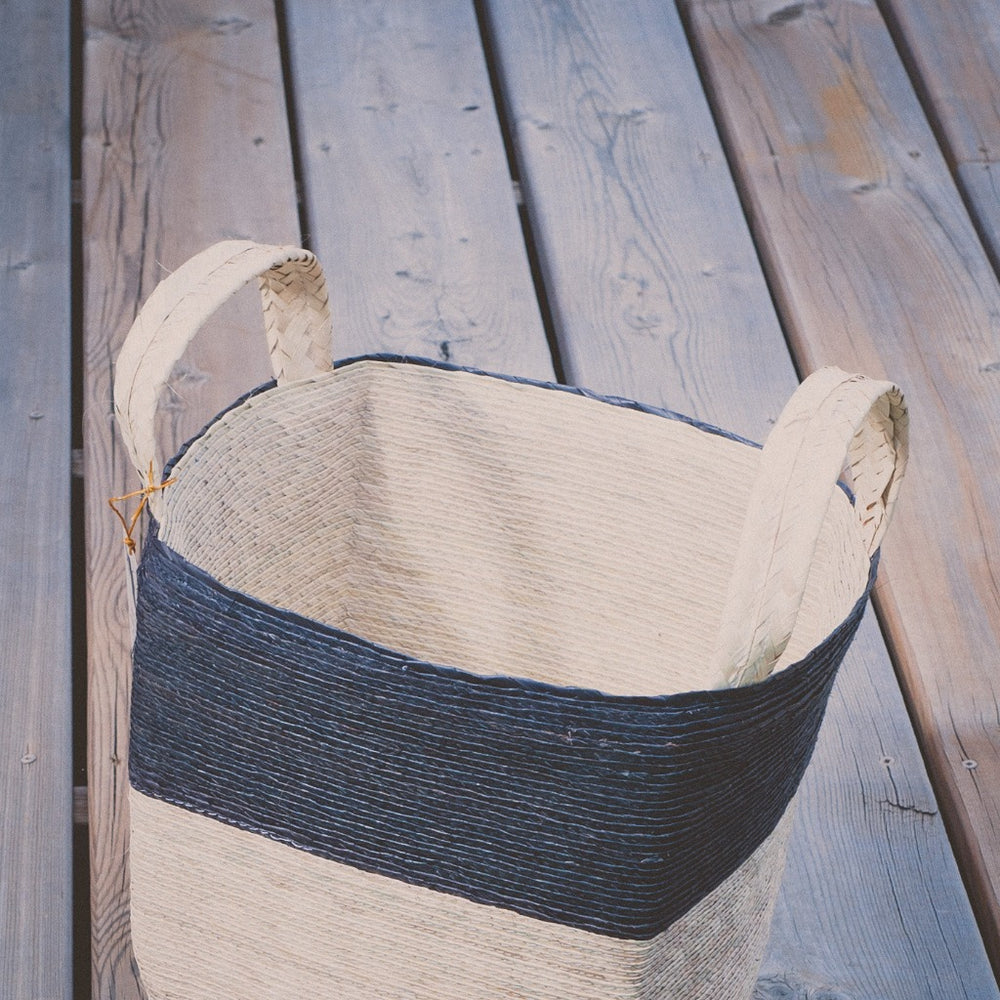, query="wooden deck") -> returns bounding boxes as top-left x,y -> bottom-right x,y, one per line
4,0 -> 1000,996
